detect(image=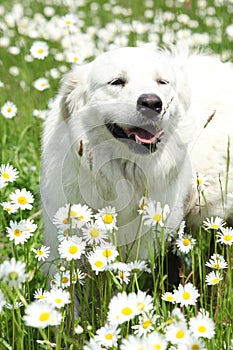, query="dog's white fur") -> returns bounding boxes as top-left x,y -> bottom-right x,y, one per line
41,46 -> 233,263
